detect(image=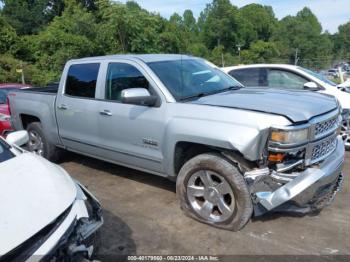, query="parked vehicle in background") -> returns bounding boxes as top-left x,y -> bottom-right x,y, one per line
9,55 -> 344,230
0,131 -> 103,260
223,64 -> 350,149
327,69 -> 339,78
0,83 -> 31,137
337,79 -> 350,92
